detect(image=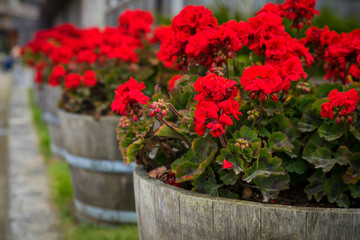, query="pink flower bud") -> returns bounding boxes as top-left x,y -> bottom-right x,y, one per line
161,110 -> 166,116
150,103 -> 155,109
348,116 -> 352,122
133,116 -> 138,121
155,108 -> 160,113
